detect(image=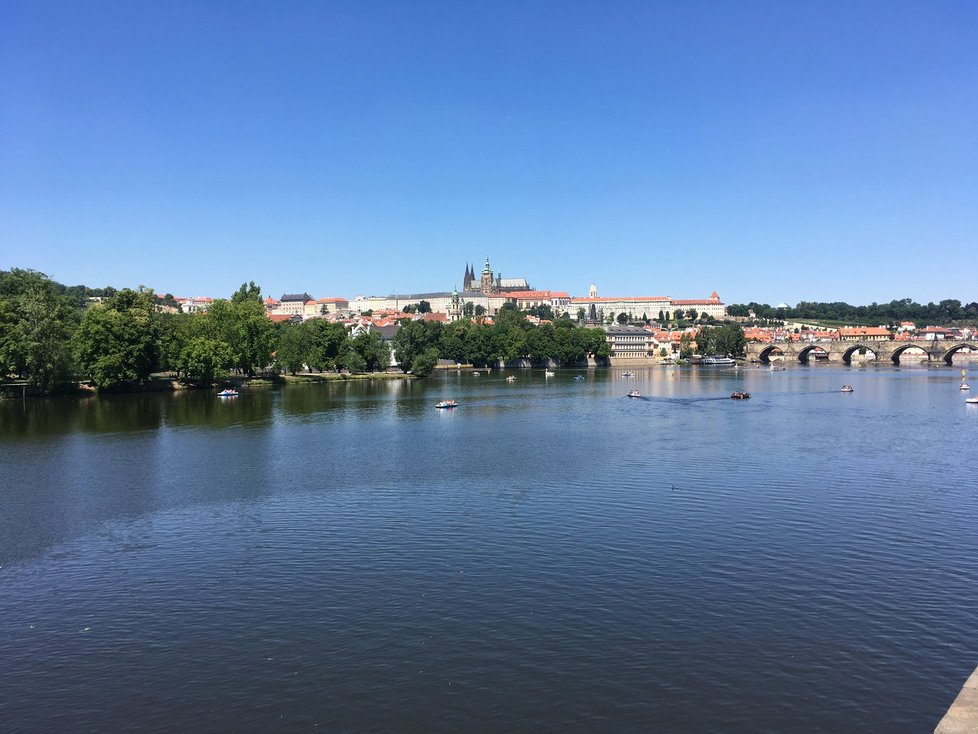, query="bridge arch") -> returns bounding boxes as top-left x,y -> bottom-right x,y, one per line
758,345 -> 784,364
941,343 -> 978,365
842,344 -> 878,365
889,343 -> 930,365
797,344 -> 828,364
